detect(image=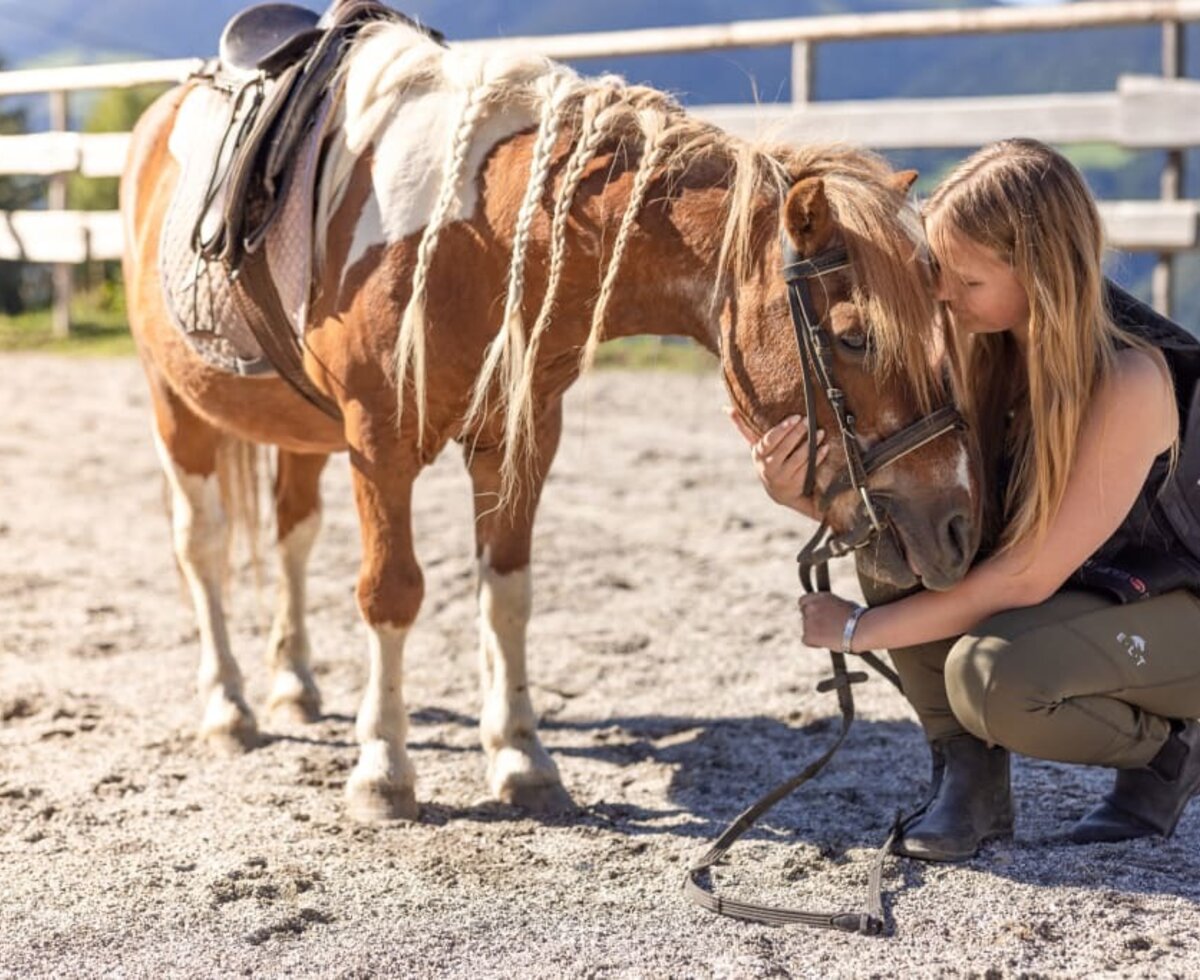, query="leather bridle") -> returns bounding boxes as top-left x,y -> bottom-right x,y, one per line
686,237 -> 968,935
779,237 -> 965,576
